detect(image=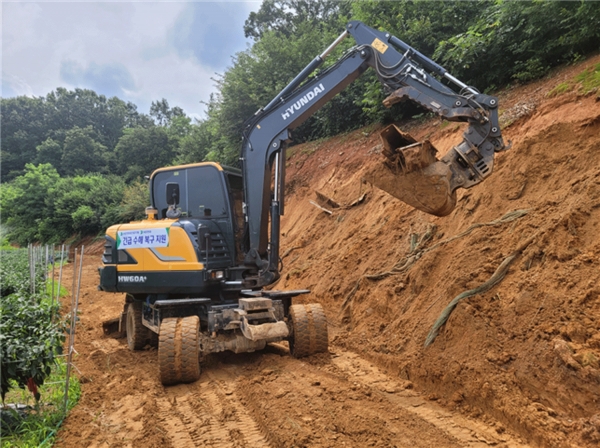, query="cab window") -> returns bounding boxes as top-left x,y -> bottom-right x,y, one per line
153,165 -> 228,219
